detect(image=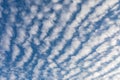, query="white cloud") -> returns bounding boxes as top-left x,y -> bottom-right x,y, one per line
103,70 -> 120,79
17,44 -> 33,68
72,46 -> 92,63
29,23 -> 39,35
0,34 -> 11,52
45,26 -> 62,41
83,33 -> 120,70
70,71 -> 88,80
32,59 -> 44,80
25,53 -> 38,71
104,18 -> 114,25
56,37 -> 80,64
17,72 -> 26,80
111,73 -> 120,80
10,73 -> 16,80
52,0 -> 59,3
63,68 -> 80,80
63,27 -> 75,40
104,26 -> 119,37
83,61 -> 91,68
30,5 -> 38,14
33,37 -> 40,45
49,0 -> 104,64
38,2 -> 81,58
85,45 -> 120,79
68,26 -> 119,71
0,76 -> 7,80
21,10 -> 34,26
0,26 -> 13,51
12,44 -> 20,61
88,0 -> 119,23
75,0 -> 101,22
43,6 -> 51,12
47,39 -> 66,60
16,28 -> 26,44
48,49 -> 59,59
40,20 -> 53,39
69,3 -> 77,12
53,4 -> 62,11
96,42 -> 109,53
38,39 -> 50,54
37,12 -> 43,20
88,45 -> 120,73
49,62 -> 57,69
68,63 -> 76,69
60,11 -> 72,23
9,14 -> 15,23
57,53 -> 69,63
